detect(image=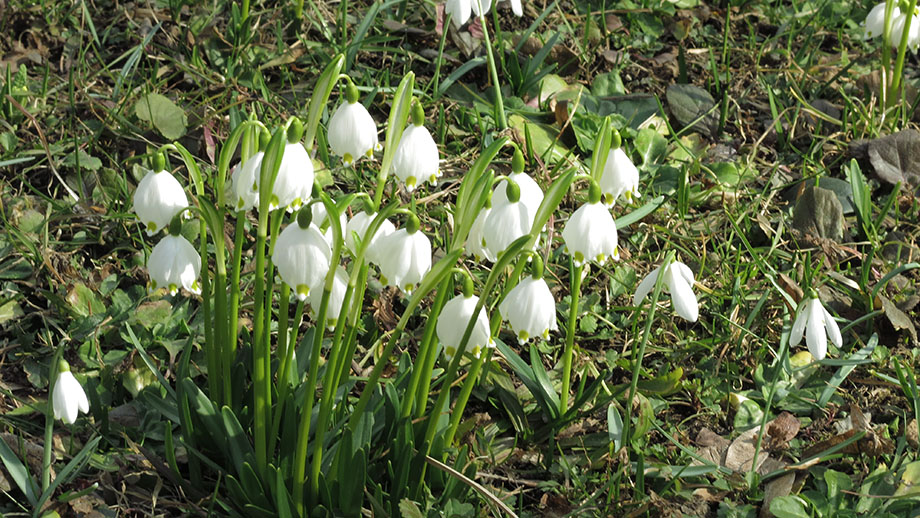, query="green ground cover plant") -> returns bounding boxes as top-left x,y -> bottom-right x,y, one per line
1,0 -> 920,516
